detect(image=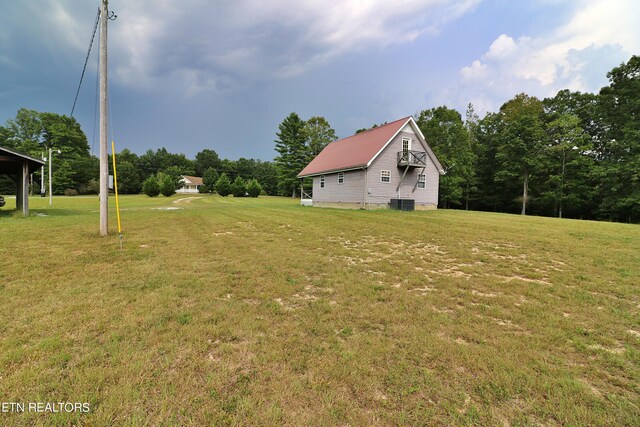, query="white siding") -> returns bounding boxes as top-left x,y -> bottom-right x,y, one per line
367,130 -> 439,206
313,169 -> 365,204
401,123 -> 416,135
